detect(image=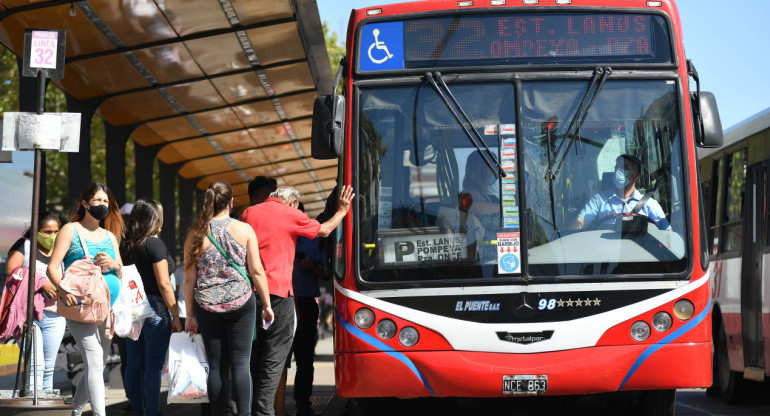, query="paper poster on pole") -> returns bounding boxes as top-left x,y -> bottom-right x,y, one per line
1,112 -> 81,152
